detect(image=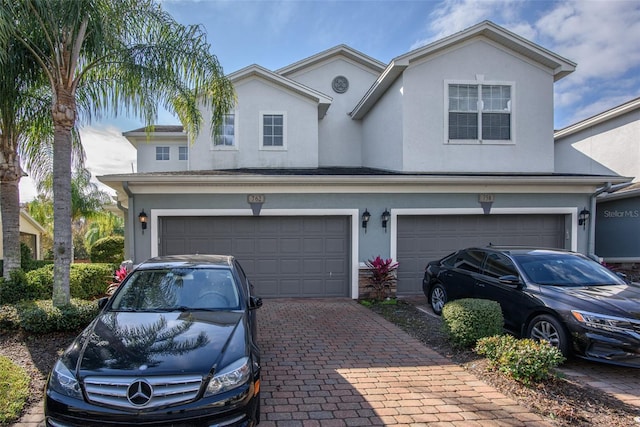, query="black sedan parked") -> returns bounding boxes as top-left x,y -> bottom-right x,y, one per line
423,246 -> 640,367
45,255 -> 263,427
